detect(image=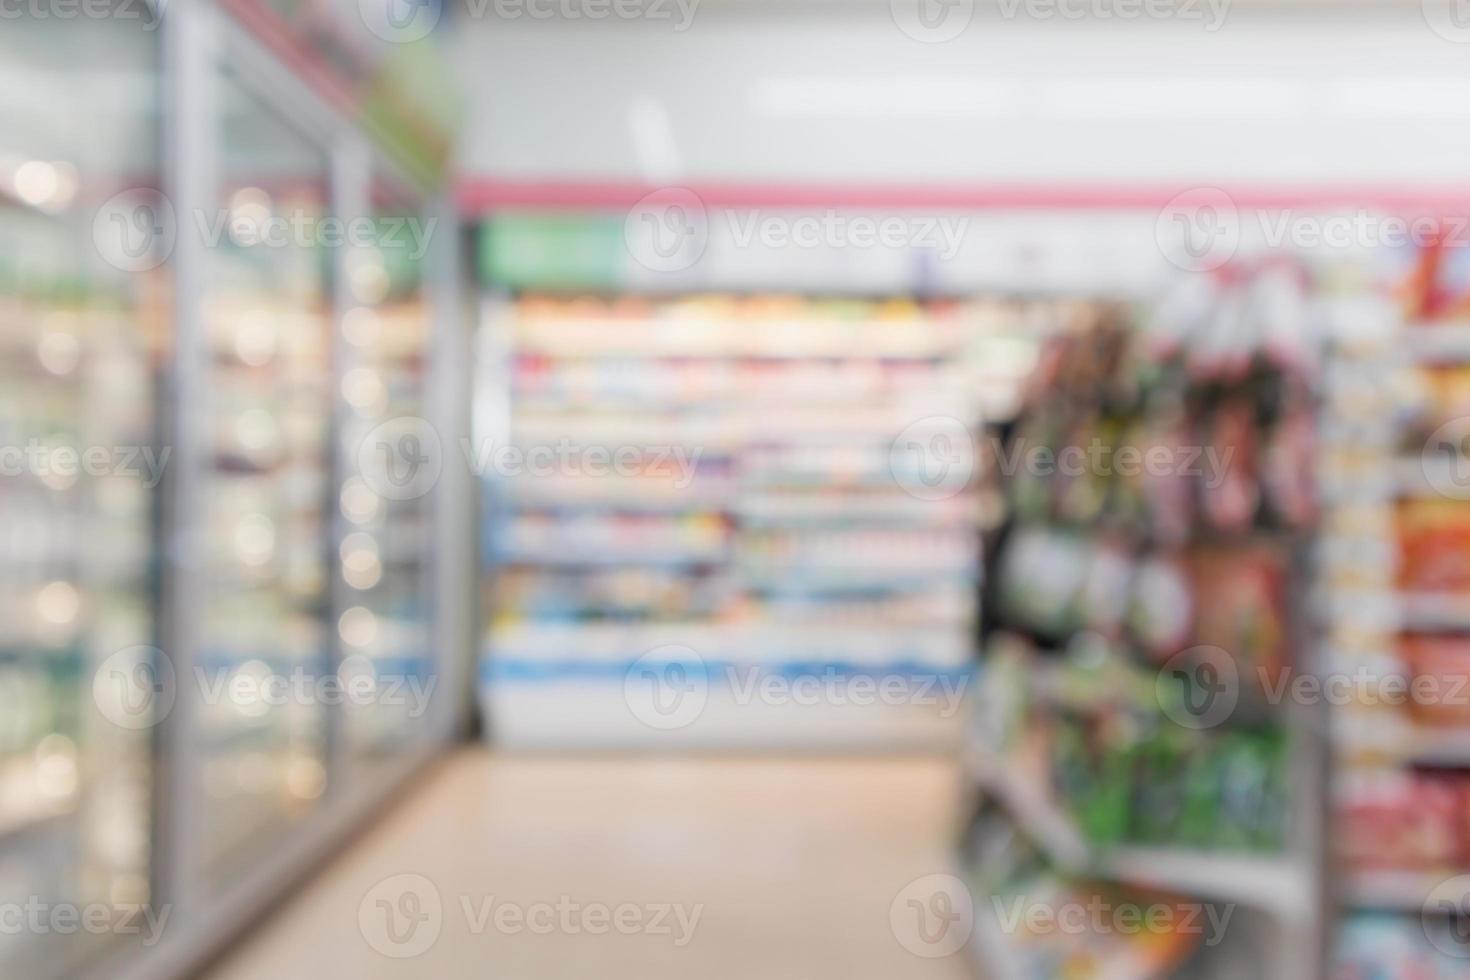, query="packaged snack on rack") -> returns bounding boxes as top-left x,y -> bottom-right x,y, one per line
1200,397 -> 1261,534
1335,912 -> 1470,980
1397,499 -> 1470,595
1125,555 -> 1195,661
1338,771 -> 1460,871
1400,635 -> 1470,729
1189,547 -> 1291,693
